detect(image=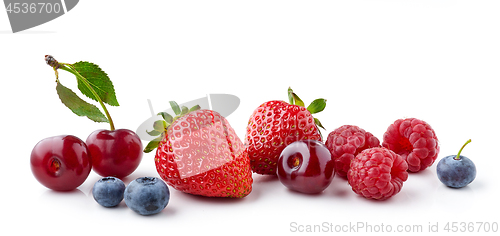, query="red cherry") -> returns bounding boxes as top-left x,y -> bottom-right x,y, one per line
30,135 -> 92,191
86,129 -> 143,178
277,140 -> 335,194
